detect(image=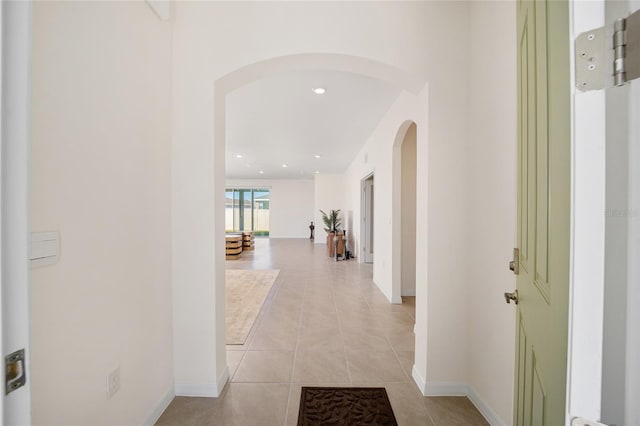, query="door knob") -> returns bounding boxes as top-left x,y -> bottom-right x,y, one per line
504,290 -> 519,304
